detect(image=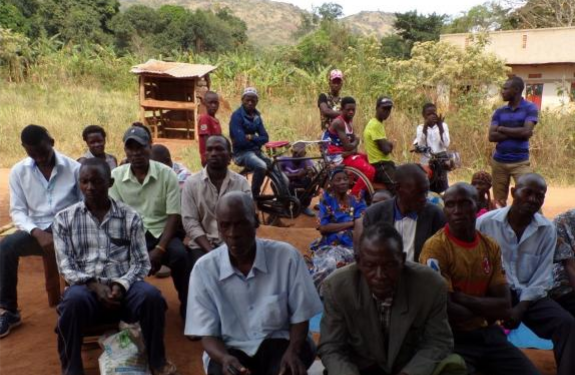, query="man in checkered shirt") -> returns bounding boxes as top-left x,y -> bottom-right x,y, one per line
53,158 -> 178,375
